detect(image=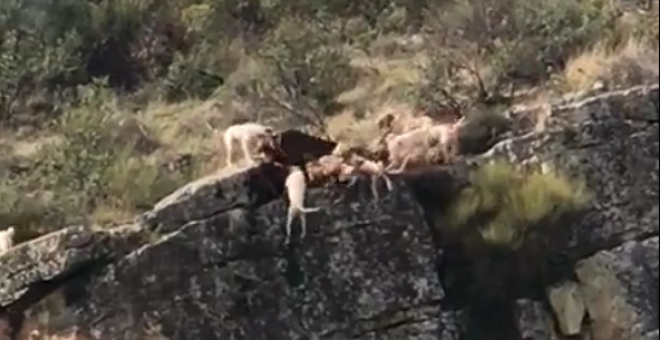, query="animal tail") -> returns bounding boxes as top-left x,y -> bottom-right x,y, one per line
300,207 -> 321,213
